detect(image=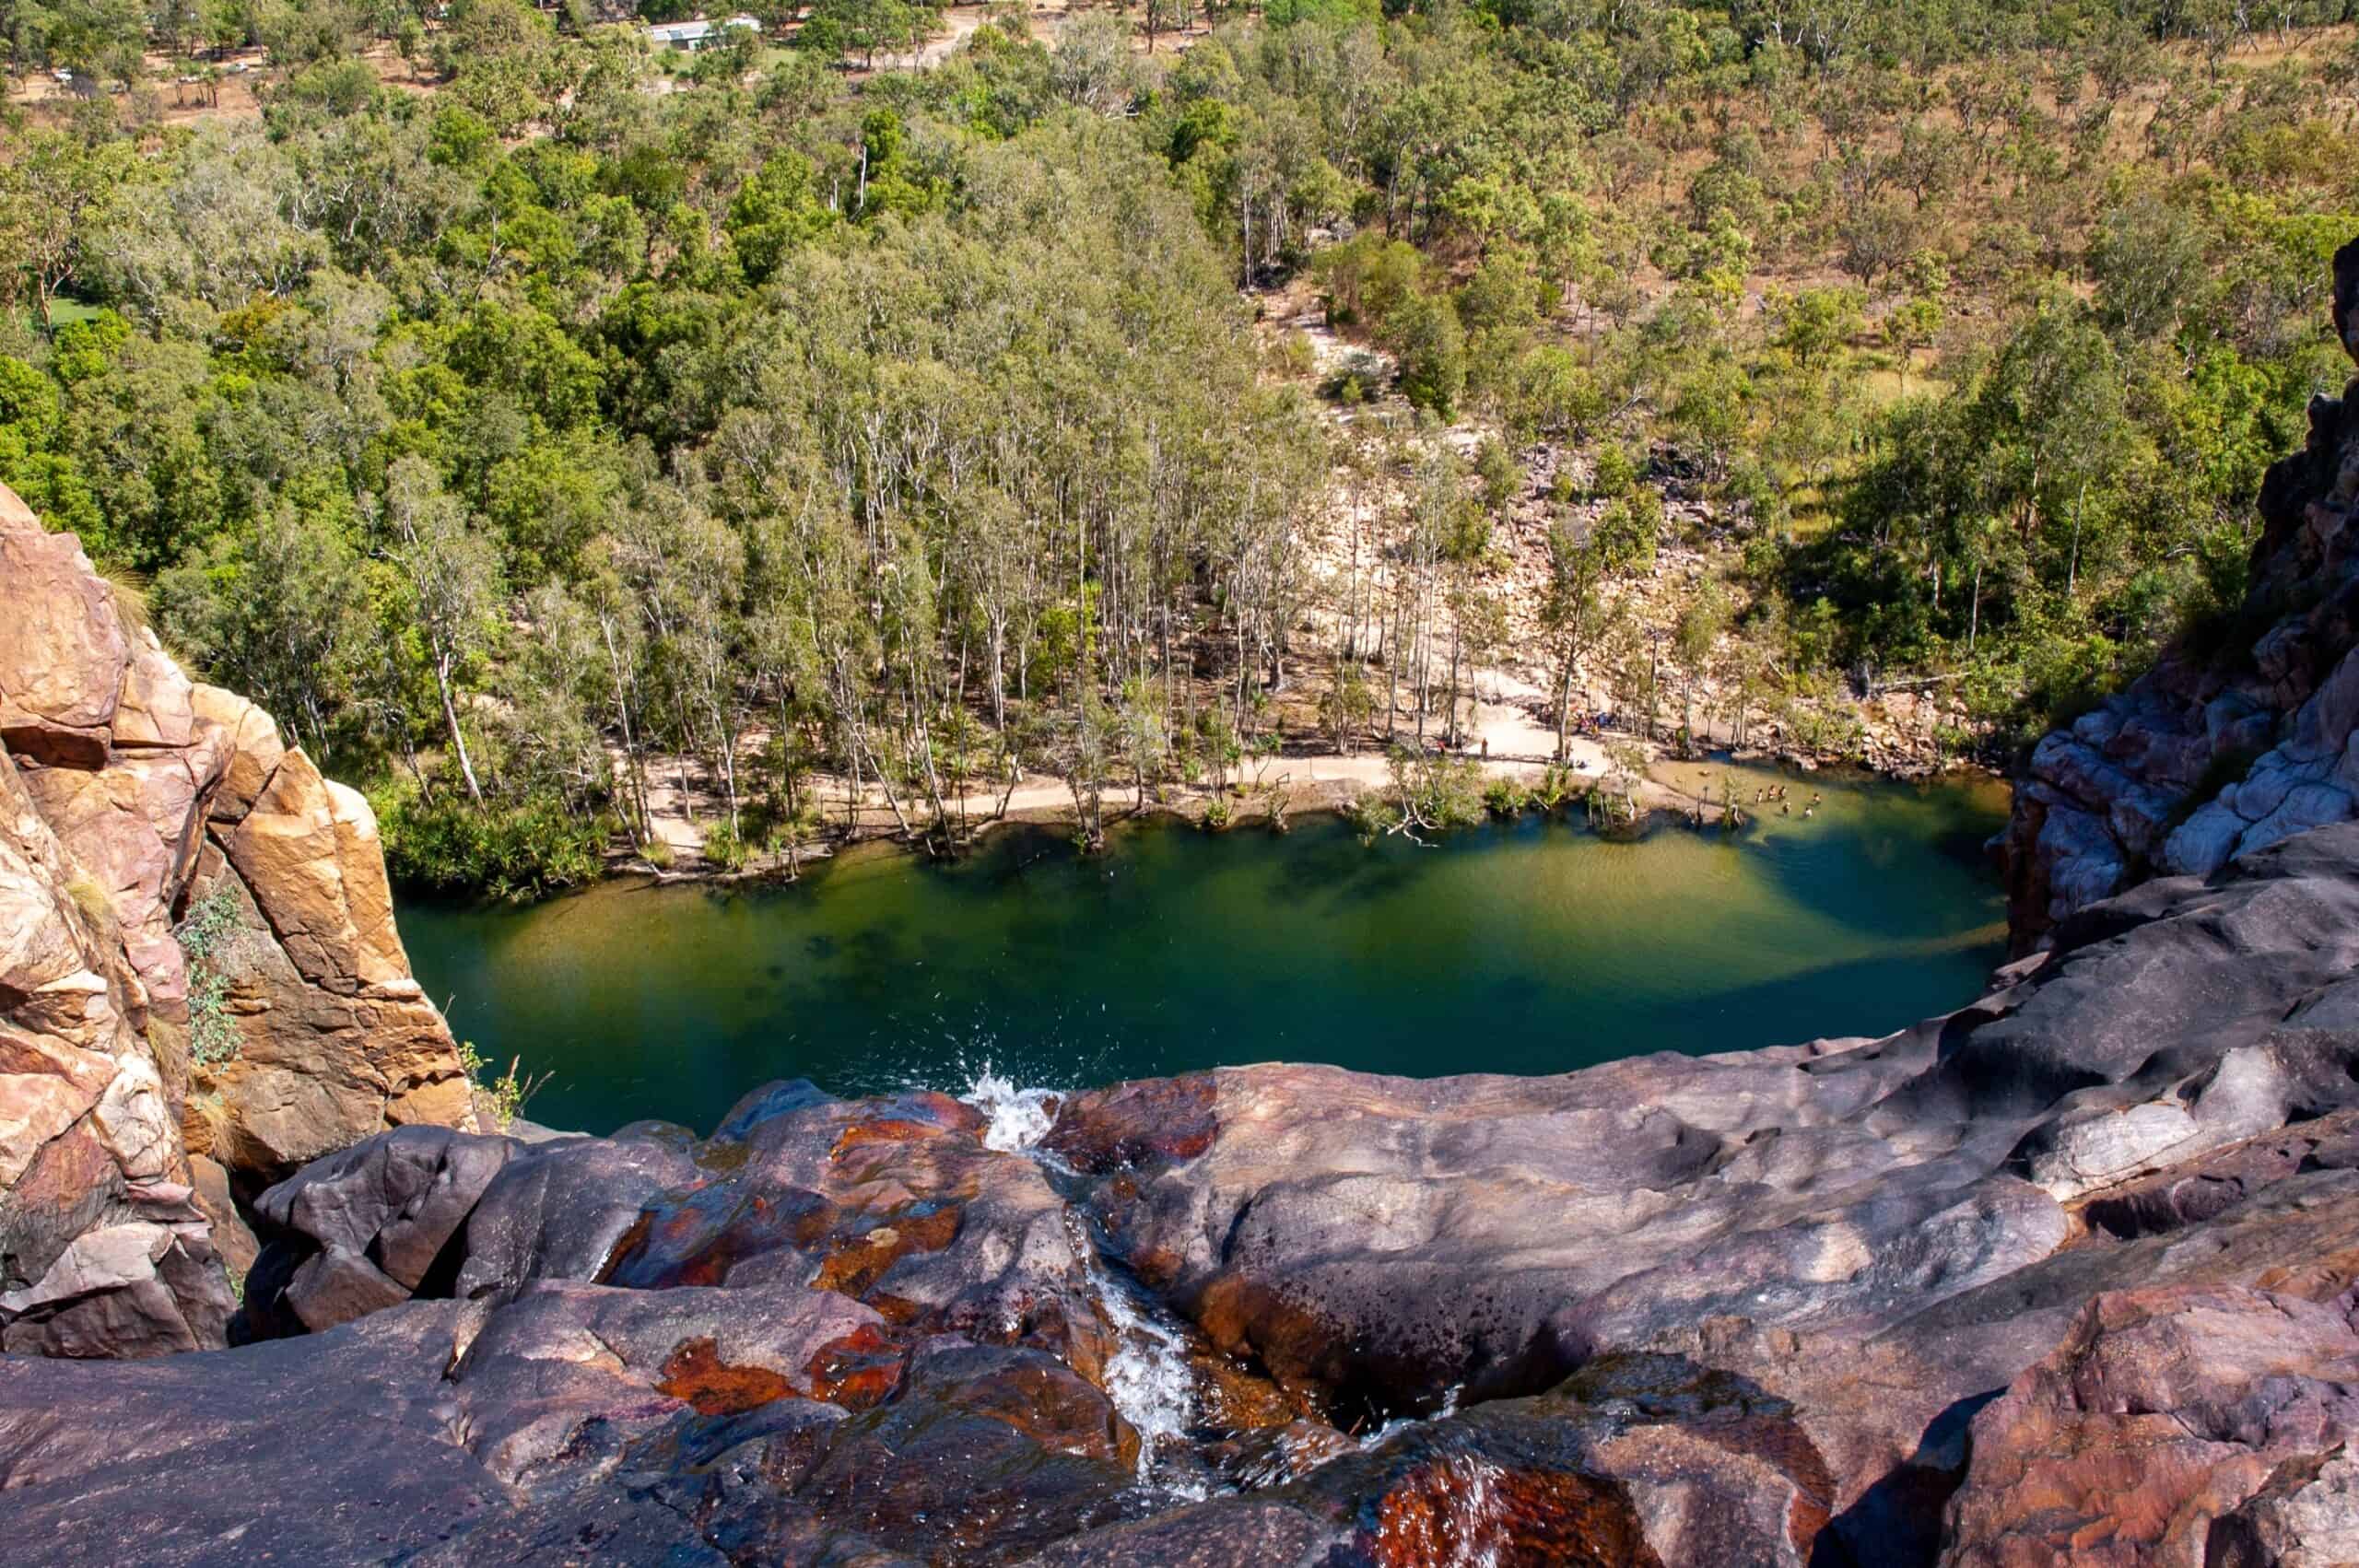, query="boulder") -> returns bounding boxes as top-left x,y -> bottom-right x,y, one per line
238,1125 -> 522,1336
253,1123 -> 517,1290
0,502 -> 125,767
226,750 -> 416,996
185,685 -> 283,825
